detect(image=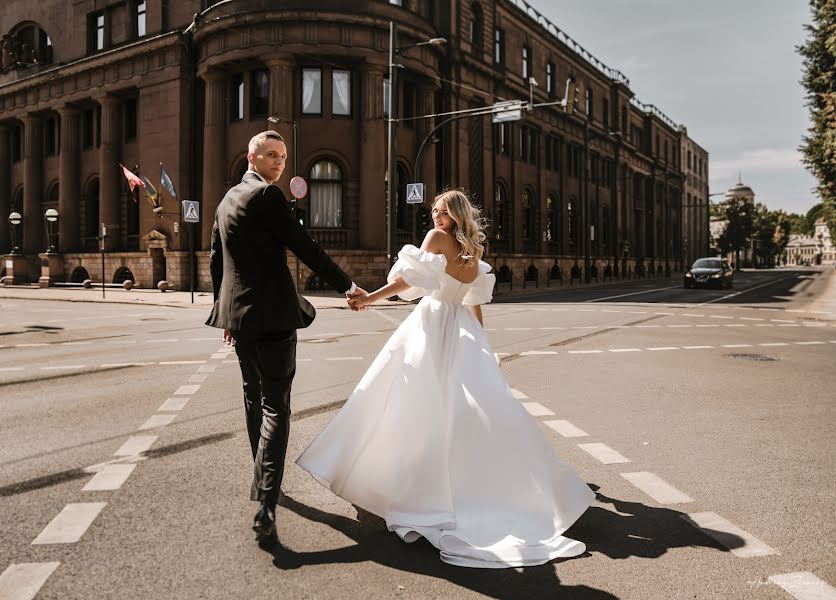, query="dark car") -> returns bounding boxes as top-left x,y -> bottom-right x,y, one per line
684,258 -> 734,289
